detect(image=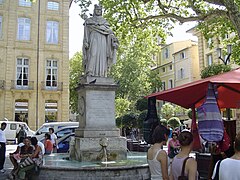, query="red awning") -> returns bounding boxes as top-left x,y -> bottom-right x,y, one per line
146,68 -> 240,109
